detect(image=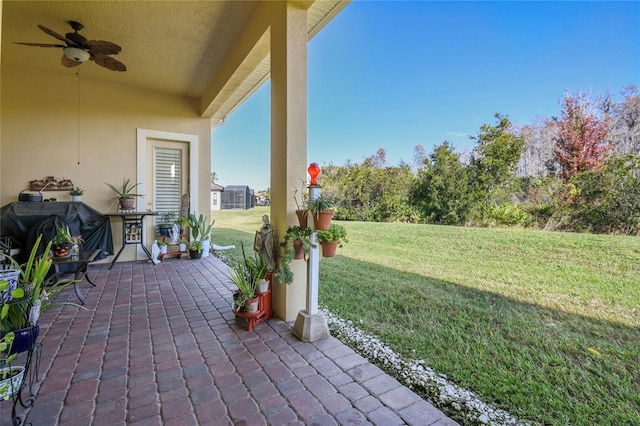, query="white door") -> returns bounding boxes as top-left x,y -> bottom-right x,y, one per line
147,140 -> 189,233
136,129 -> 199,260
